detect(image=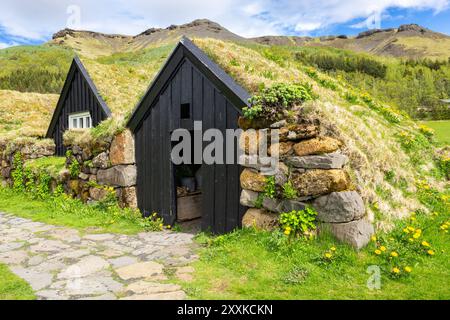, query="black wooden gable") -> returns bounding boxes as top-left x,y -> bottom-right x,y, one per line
127,37 -> 250,131
46,57 -> 112,155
